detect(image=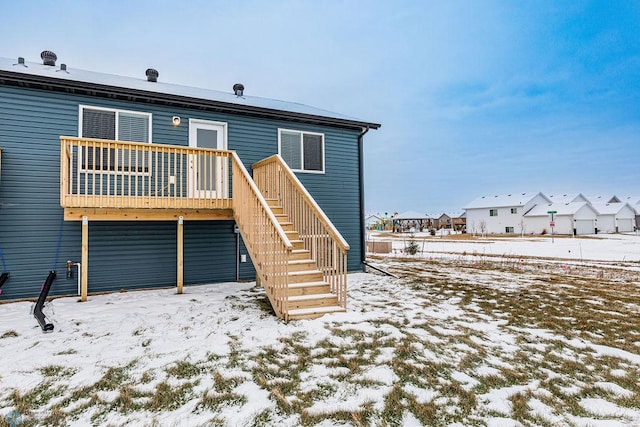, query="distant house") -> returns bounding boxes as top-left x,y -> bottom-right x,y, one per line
591,203 -> 636,233
616,196 -> 640,229
438,213 -> 452,229
450,212 -> 466,231
463,192 -> 551,234
524,202 -> 599,235
365,214 -> 382,230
